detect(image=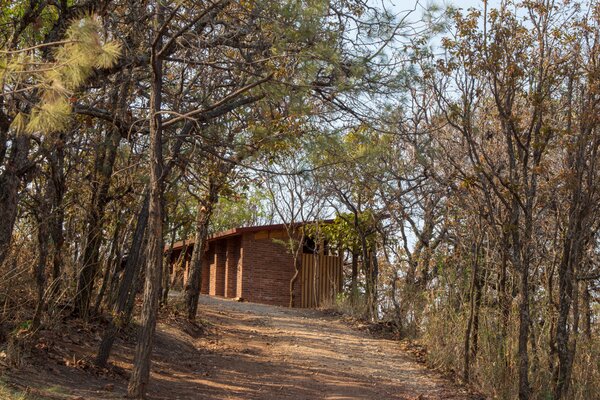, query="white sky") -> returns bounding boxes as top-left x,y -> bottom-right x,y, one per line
388,0 -> 501,16
425,0 -> 499,10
